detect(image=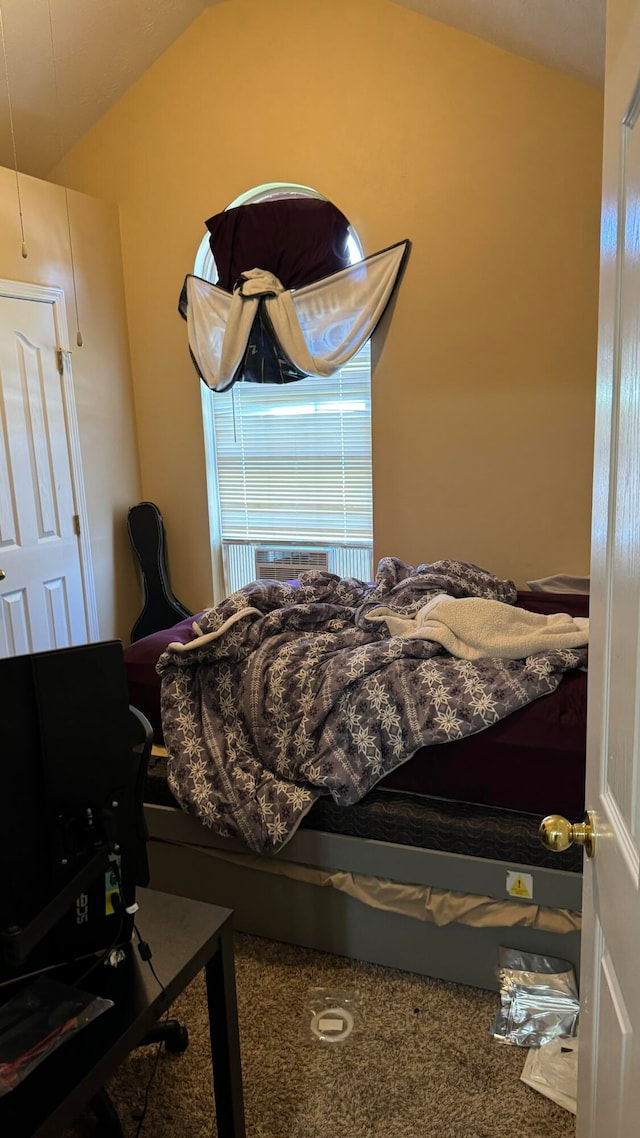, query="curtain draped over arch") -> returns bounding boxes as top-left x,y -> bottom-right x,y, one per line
179,197 -> 410,390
